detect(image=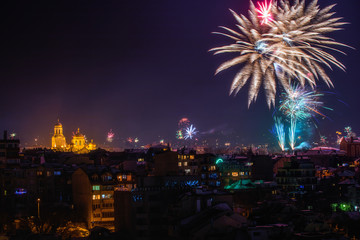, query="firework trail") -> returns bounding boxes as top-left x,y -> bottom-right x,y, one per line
273,117 -> 285,151
210,0 -> 350,107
